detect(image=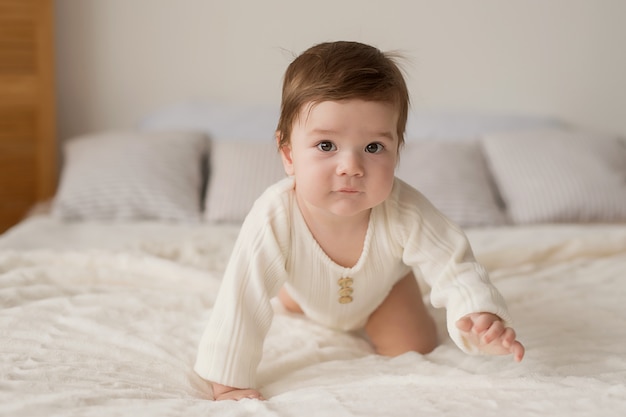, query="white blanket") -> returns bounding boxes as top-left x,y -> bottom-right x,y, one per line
1,220 -> 626,417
